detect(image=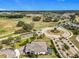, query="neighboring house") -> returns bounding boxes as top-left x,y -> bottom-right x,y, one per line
24,42 -> 48,55
0,48 -> 16,58
61,13 -> 75,19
